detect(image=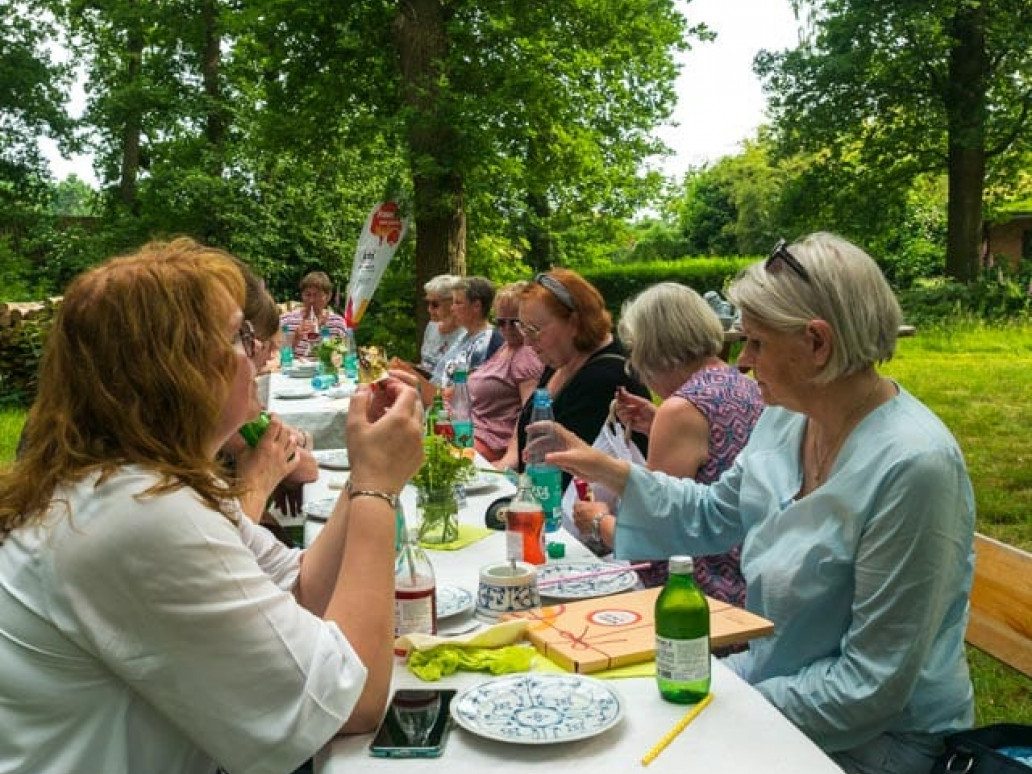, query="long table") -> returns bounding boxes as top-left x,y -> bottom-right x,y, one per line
302,467 -> 842,774
264,371 -> 351,449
